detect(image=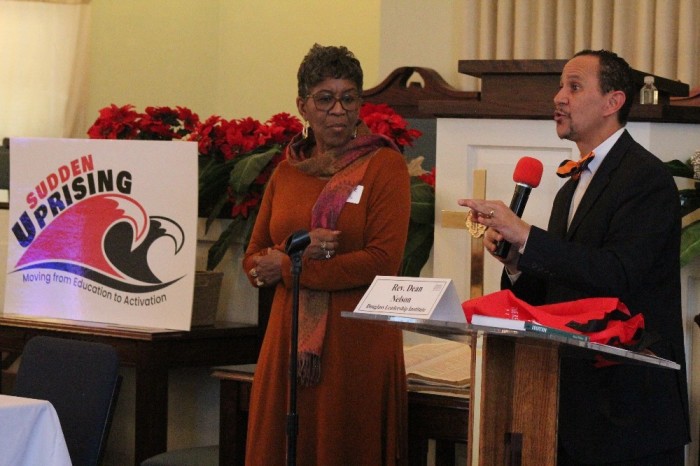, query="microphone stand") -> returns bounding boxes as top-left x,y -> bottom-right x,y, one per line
286,247 -> 303,466
283,230 -> 310,466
